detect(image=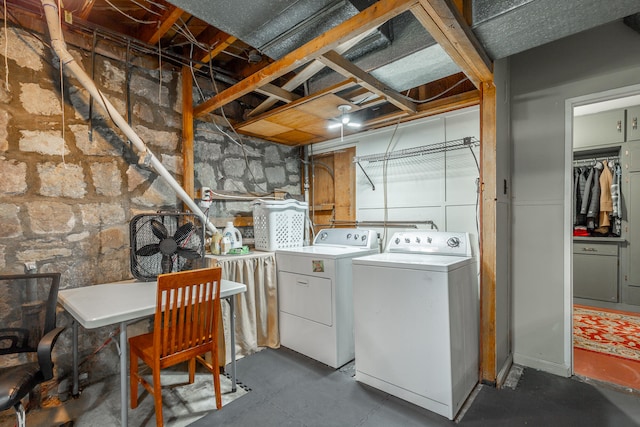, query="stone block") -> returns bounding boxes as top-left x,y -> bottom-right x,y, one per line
0,204 -> 22,238
19,130 -> 68,156
134,125 -> 178,151
0,28 -> 44,71
0,159 -> 27,195
38,162 -> 87,198
90,161 -> 122,197
26,201 -> 75,235
20,83 -> 61,116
